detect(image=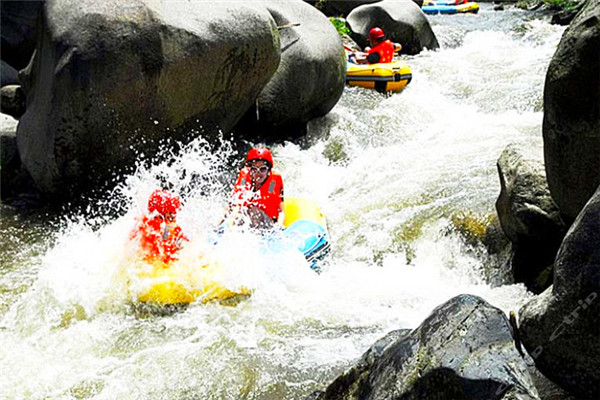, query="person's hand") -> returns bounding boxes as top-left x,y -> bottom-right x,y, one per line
352,51 -> 369,64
